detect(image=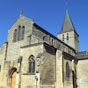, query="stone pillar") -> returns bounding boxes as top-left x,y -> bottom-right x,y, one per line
15,74 -> 20,88
56,50 -> 63,88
